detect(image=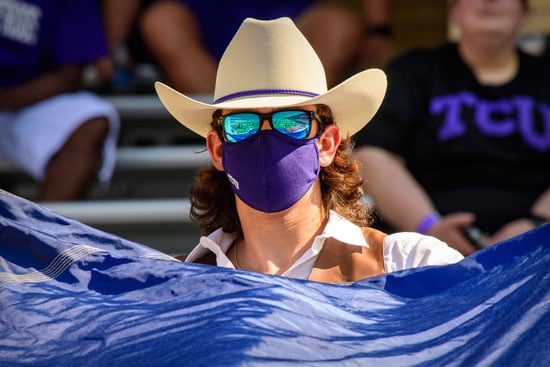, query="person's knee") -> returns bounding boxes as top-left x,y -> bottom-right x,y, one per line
299,4 -> 362,47
298,4 -> 361,85
139,1 -> 167,37
71,116 -> 110,151
140,0 -> 194,40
